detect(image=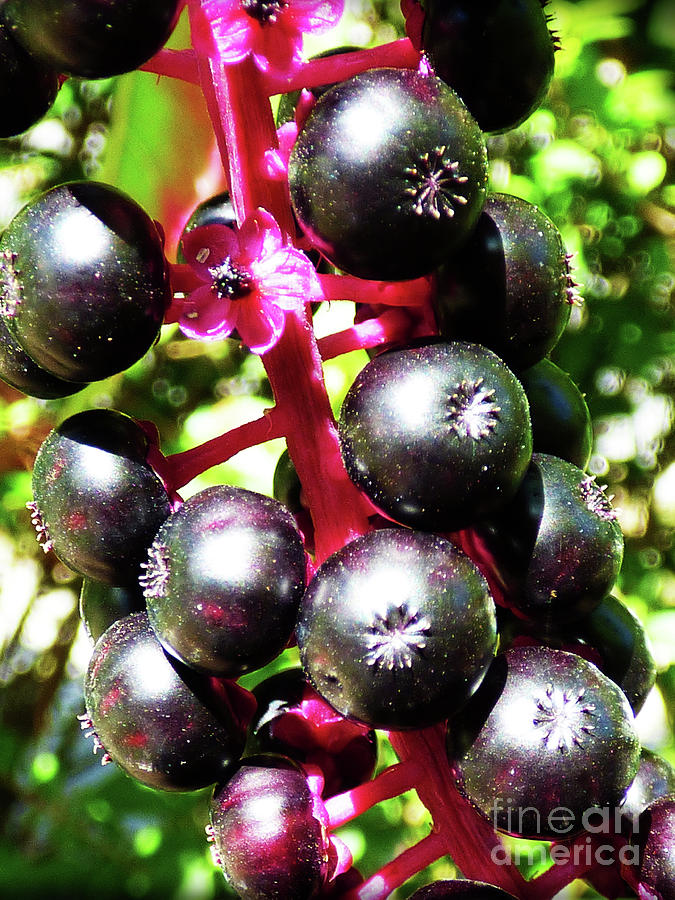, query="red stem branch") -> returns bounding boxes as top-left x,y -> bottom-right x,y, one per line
317,308 -> 412,360
325,760 -> 426,828
319,274 -> 432,307
344,831 -> 448,900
